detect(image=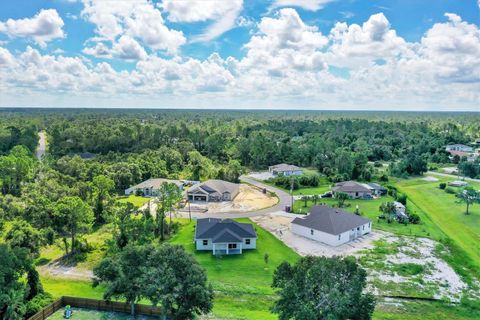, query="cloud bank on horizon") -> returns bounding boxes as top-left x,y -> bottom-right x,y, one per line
0,0 -> 479,111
